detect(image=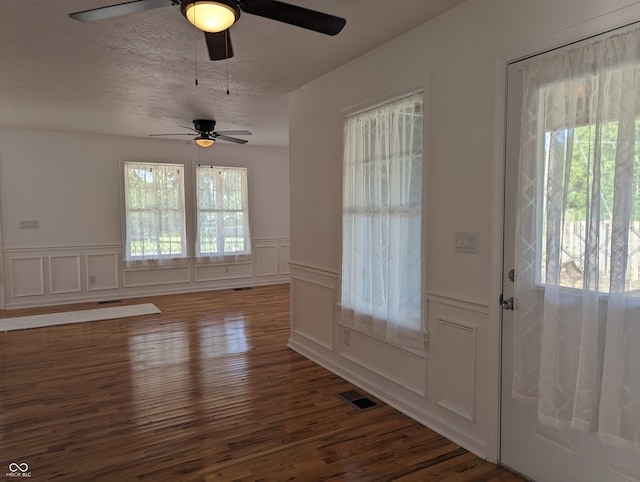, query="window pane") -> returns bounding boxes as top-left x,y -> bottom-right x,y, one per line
198,212 -> 219,254
539,118 -> 640,293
